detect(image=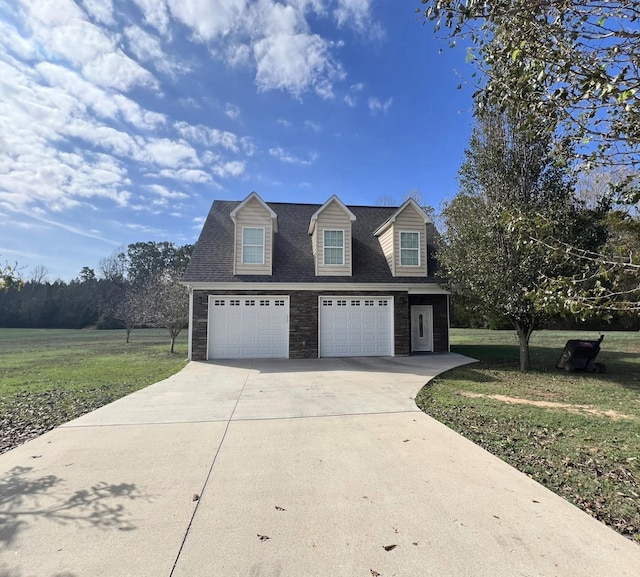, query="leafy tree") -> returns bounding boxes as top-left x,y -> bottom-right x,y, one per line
1,259 -> 24,291
126,241 -> 194,288
528,206 -> 640,315
438,108 -> 591,371
78,266 -> 97,283
417,0 -> 640,201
